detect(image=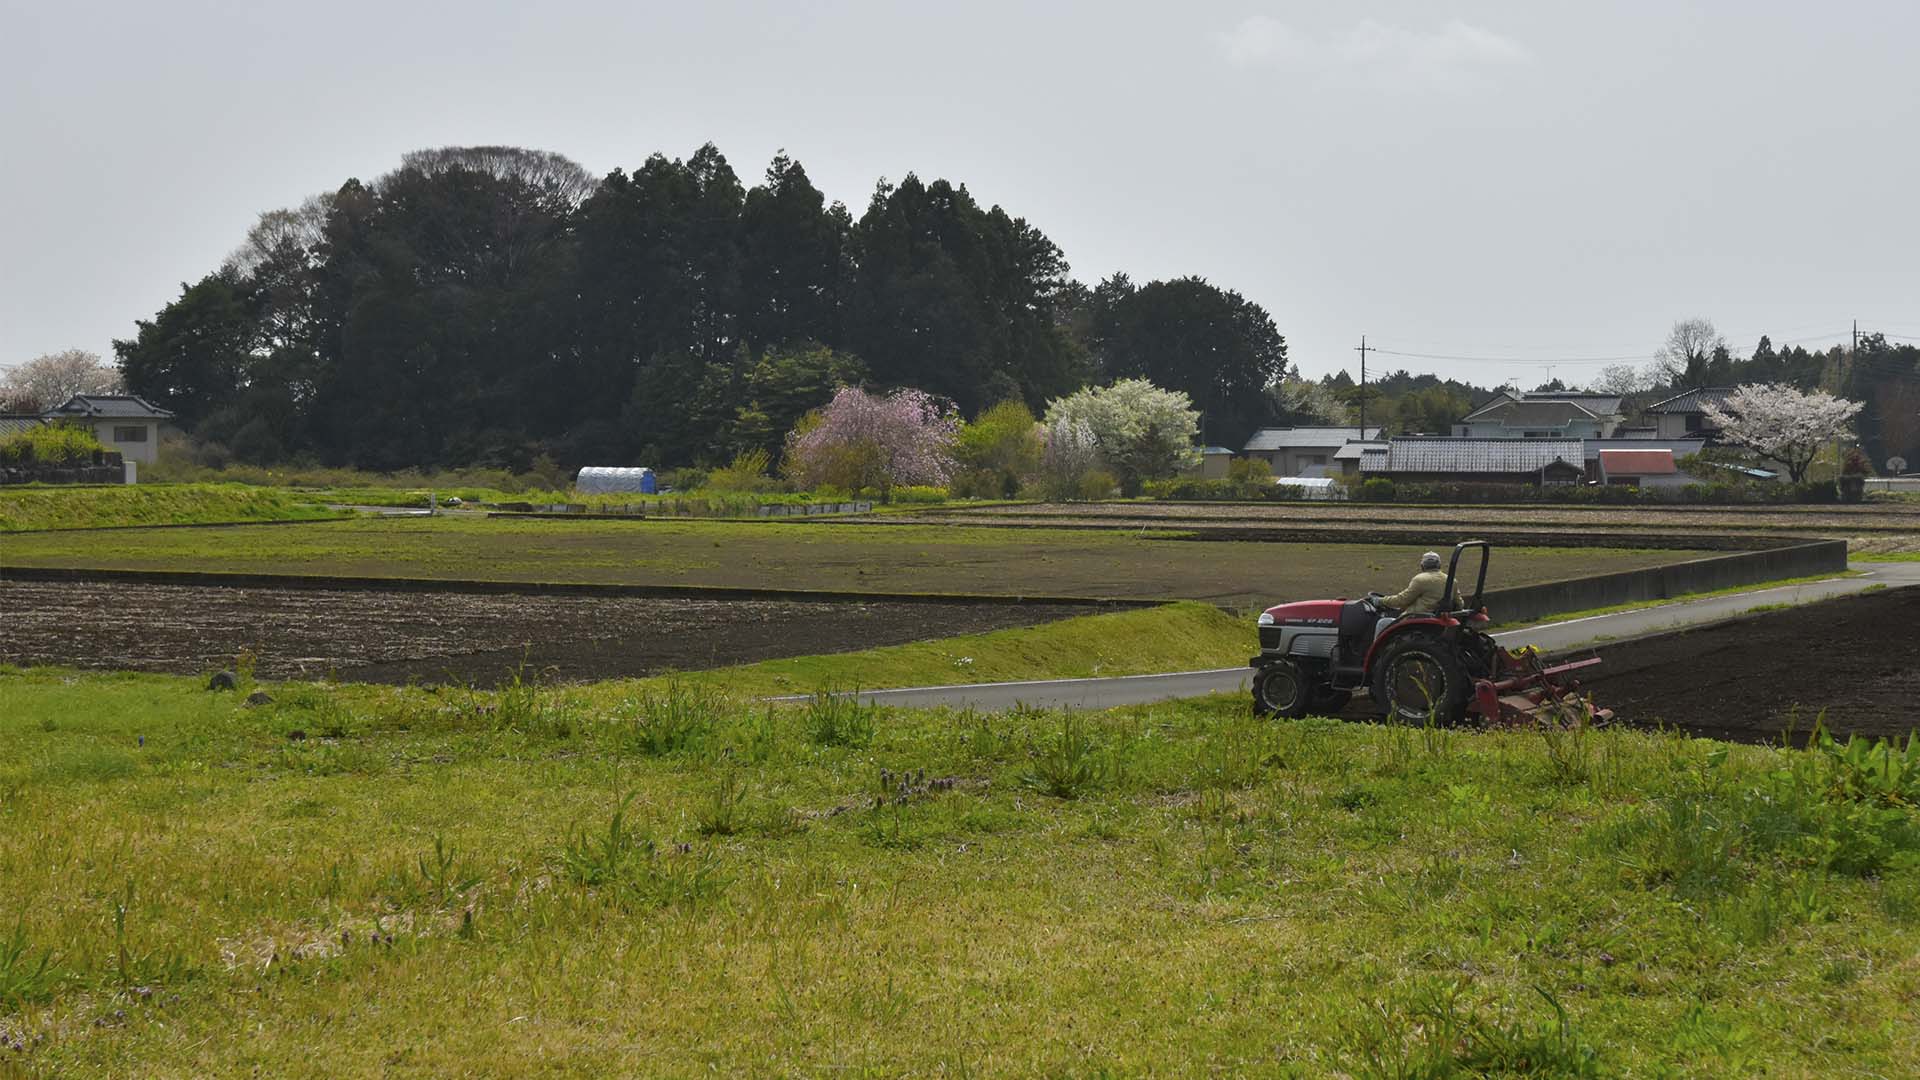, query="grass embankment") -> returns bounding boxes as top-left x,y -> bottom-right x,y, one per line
0,515 -> 1706,606
669,601 -> 1248,697
0,484 -> 345,532
0,668 -> 1916,1075
1509,570 -> 1867,625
